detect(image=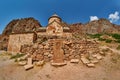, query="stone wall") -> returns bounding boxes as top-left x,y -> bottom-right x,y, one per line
21,38 -> 100,62
8,33 -> 34,53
